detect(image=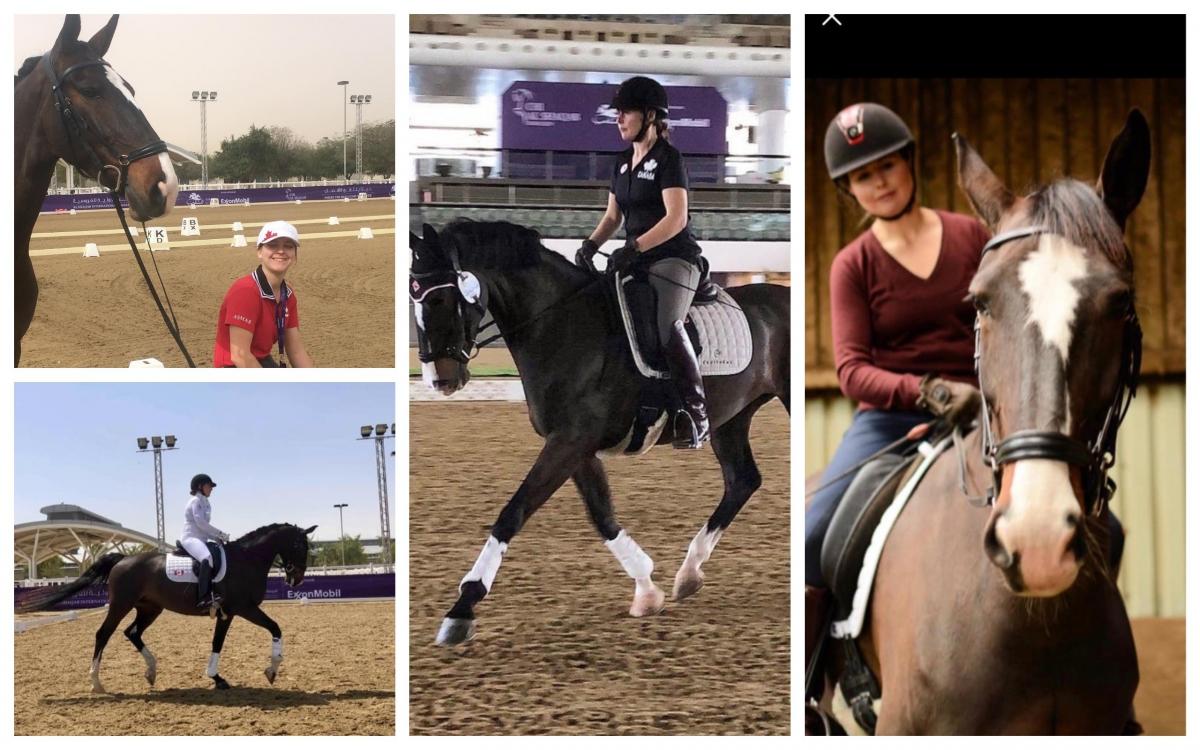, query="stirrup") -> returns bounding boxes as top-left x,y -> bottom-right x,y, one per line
671,411 -> 707,449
